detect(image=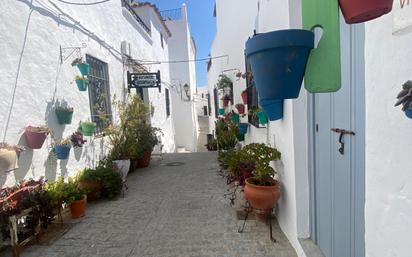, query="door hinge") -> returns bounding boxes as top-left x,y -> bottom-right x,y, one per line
315,124 -> 319,132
